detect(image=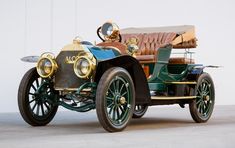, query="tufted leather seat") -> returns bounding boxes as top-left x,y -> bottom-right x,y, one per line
122,33 -> 176,63
168,57 -> 195,64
